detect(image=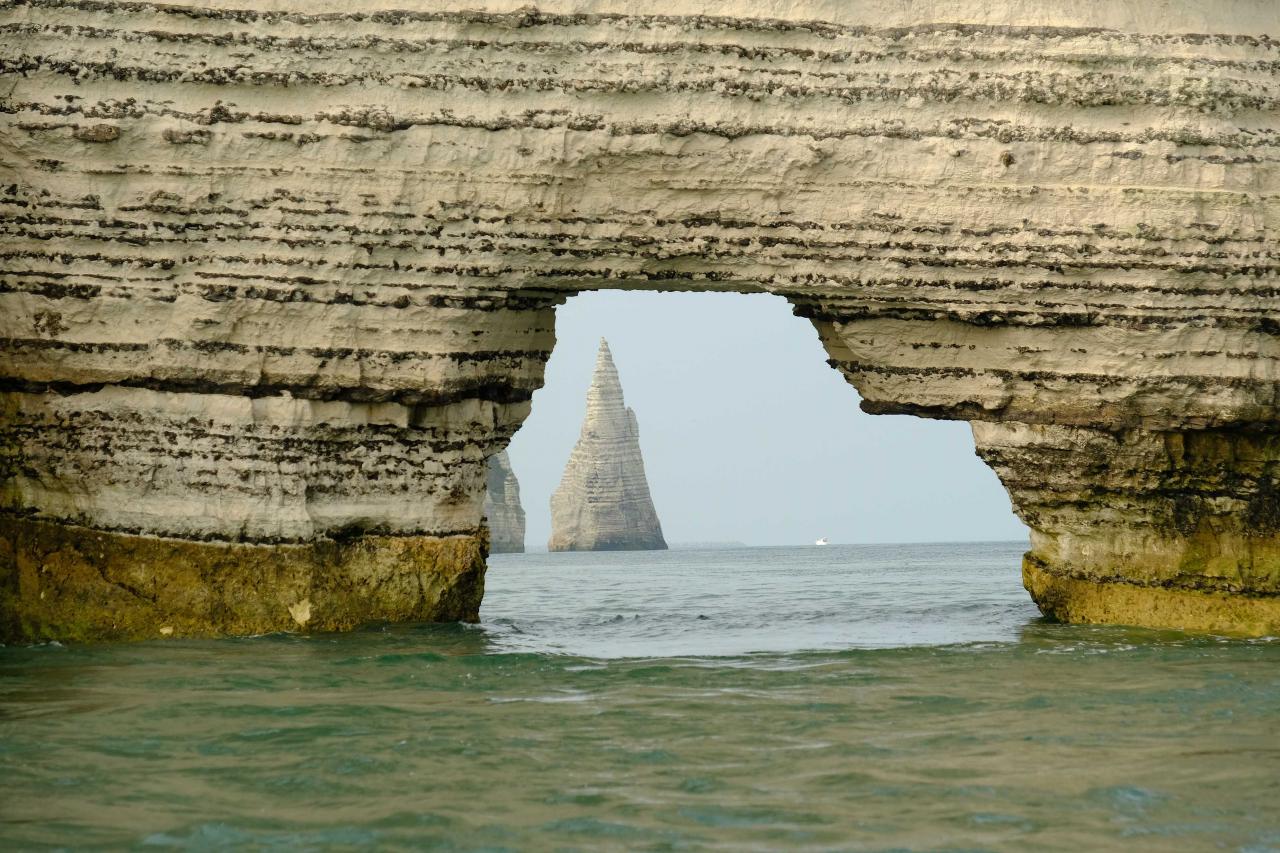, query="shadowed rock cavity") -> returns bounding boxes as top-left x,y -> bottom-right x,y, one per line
0,0 -> 1277,639
549,339 -> 667,552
